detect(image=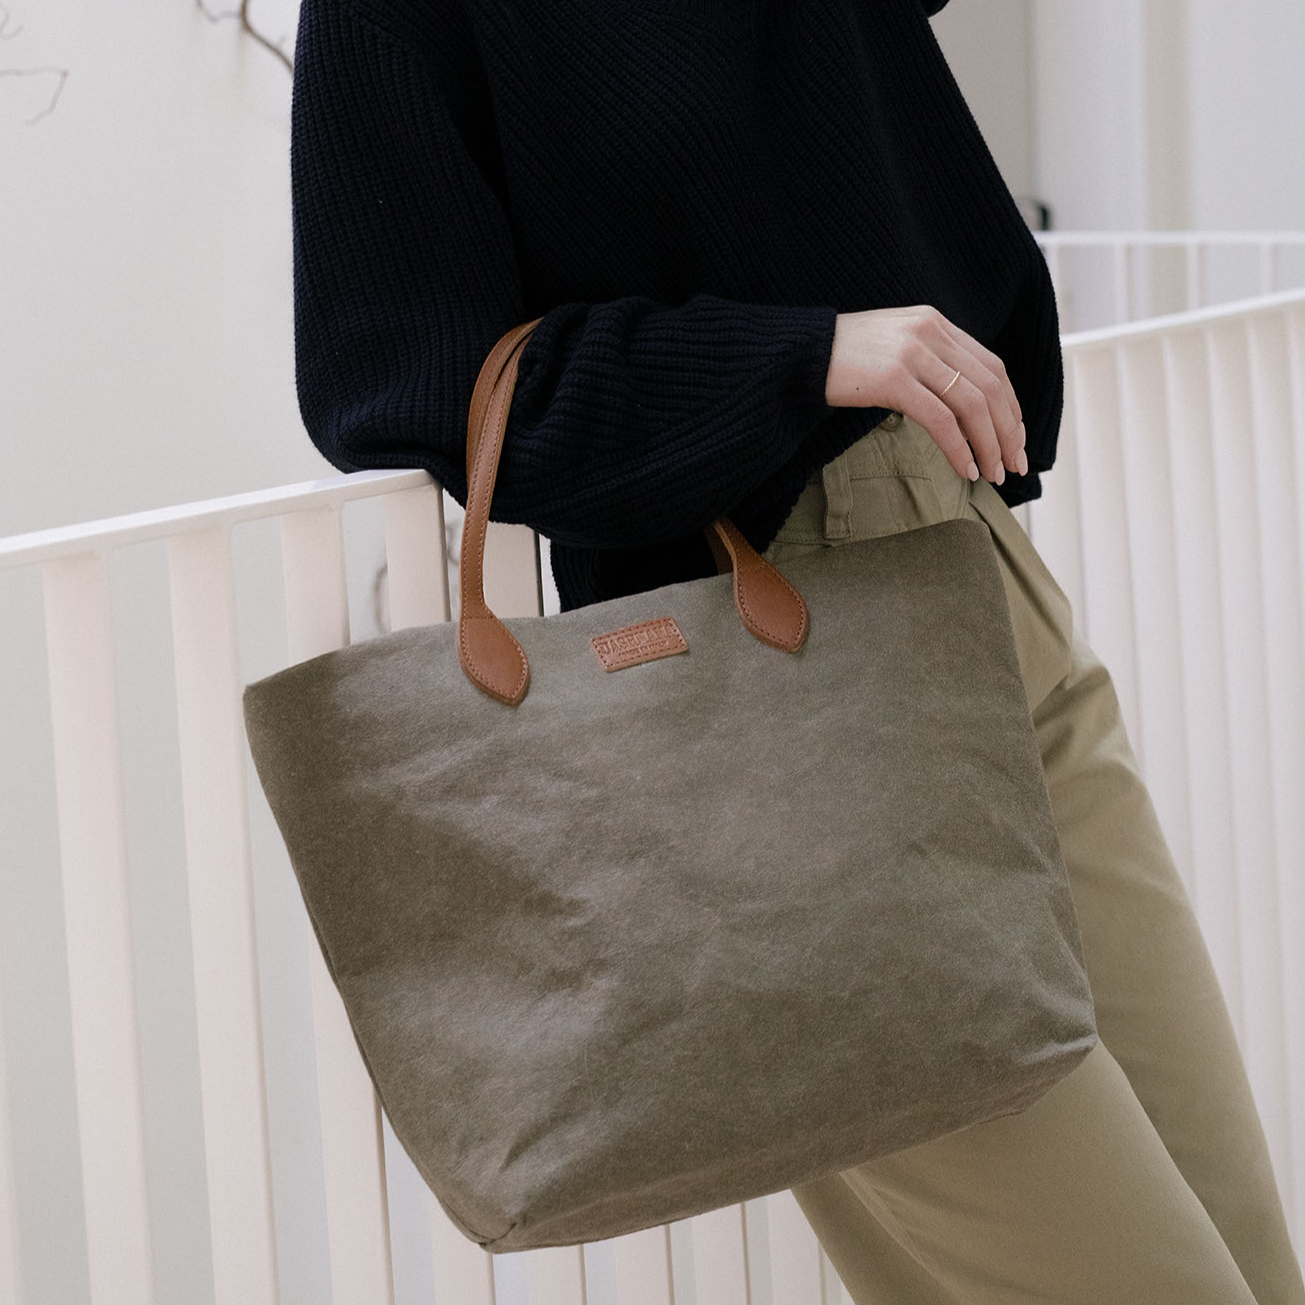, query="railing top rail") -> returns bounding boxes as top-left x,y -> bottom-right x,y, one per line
1035,230 -> 1305,246
1060,283 -> 1305,352
0,467 -> 435,571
